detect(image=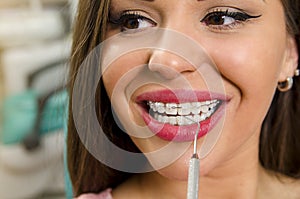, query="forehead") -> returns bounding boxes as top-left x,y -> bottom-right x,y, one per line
108,0 -> 269,15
